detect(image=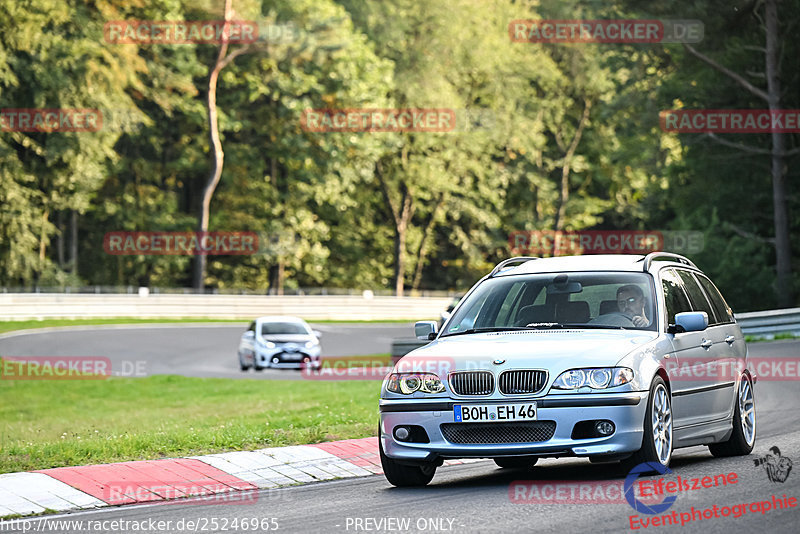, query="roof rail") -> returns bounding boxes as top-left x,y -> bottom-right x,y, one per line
641,252 -> 697,271
489,257 -> 539,277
